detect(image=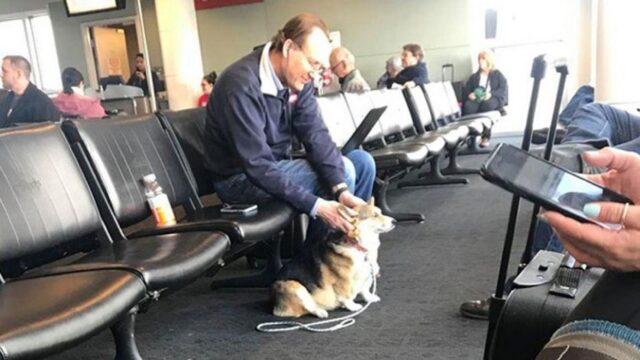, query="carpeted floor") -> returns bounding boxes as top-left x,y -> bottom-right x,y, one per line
50,137 -> 536,360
